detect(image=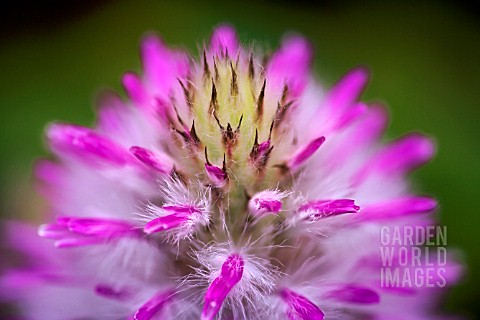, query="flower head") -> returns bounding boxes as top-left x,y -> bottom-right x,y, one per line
0,25 -> 460,319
